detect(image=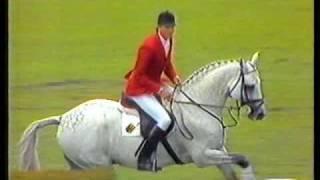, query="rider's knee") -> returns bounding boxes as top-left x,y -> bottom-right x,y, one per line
156,116 -> 171,131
